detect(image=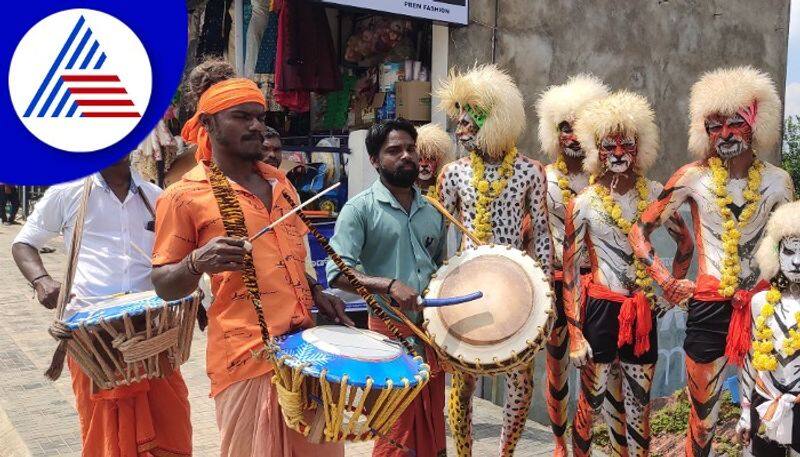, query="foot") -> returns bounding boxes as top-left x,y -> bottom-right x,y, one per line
553,439 -> 569,457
